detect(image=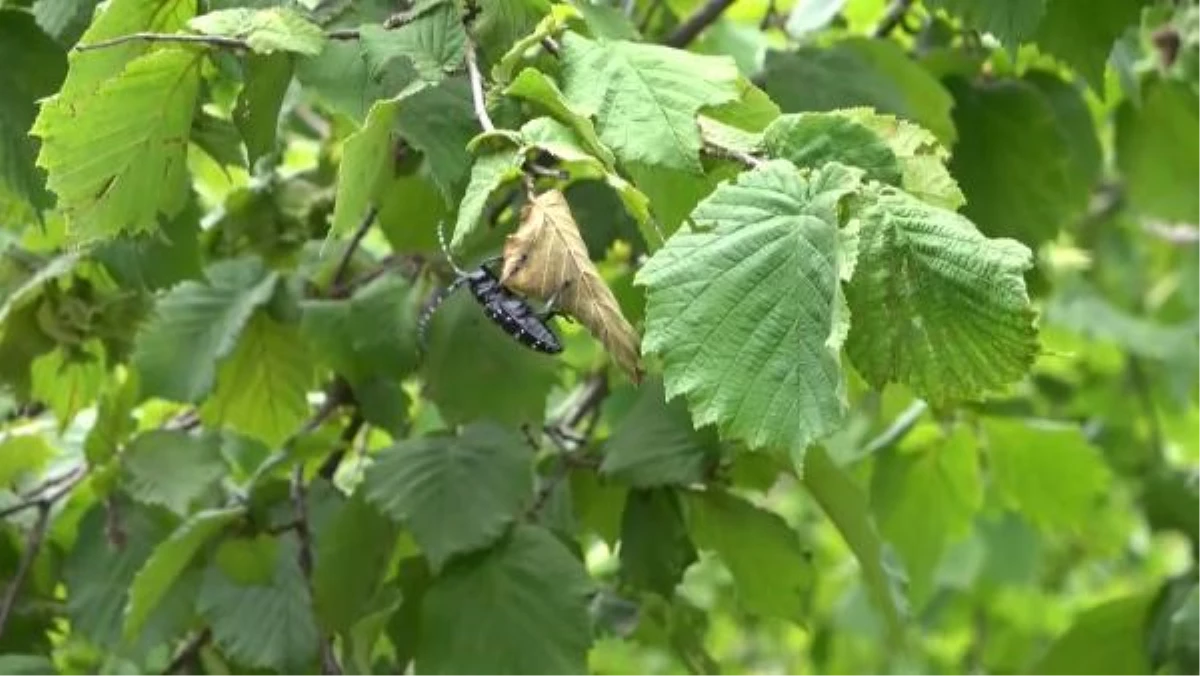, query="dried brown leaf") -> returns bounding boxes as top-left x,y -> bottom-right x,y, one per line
501,190 -> 643,383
